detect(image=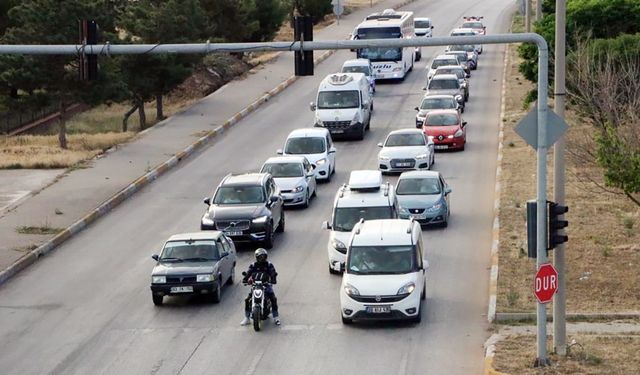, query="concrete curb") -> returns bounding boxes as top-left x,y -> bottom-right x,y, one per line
483,334 -> 509,375
487,43 -> 510,323
496,312 -> 640,323
0,0 -> 417,287
0,49 -> 335,287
